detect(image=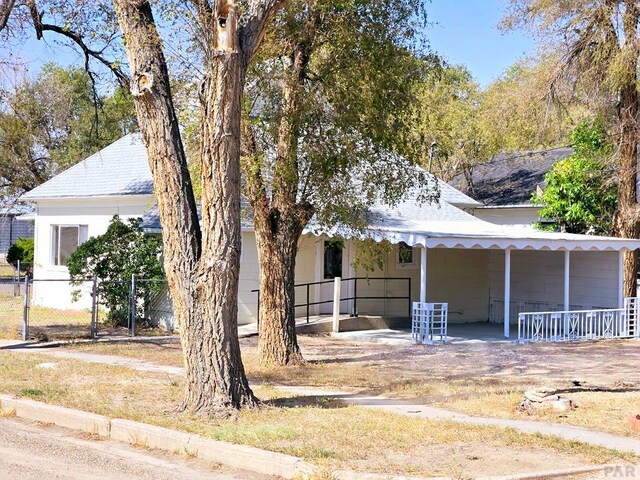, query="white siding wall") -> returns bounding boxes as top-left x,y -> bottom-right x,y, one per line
426,248 -> 490,323
31,196 -> 155,309
488,250 -> 619,323
349,243 -> 420,318
473,207 -> 541,227
569,251 -> 619,309
350,246 -> 490,322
